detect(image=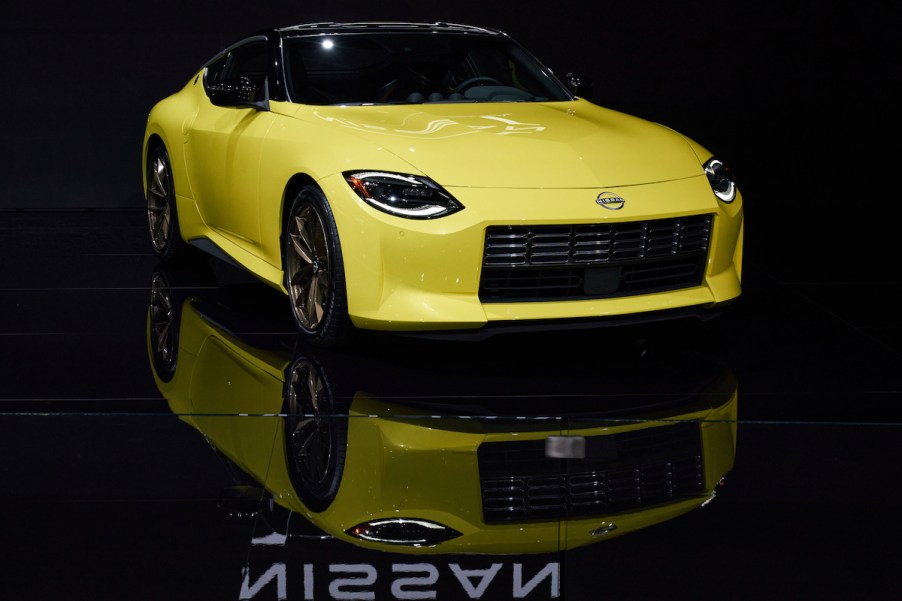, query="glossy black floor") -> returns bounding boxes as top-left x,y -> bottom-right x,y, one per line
1,208 -> 900,601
